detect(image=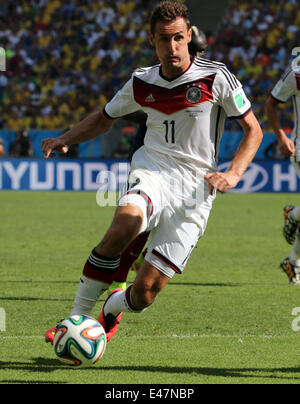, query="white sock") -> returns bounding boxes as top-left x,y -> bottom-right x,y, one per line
290,232 -> 300,267
291,207 -> 300,221
104,285 -> 146,316
70,275 -> 110,317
